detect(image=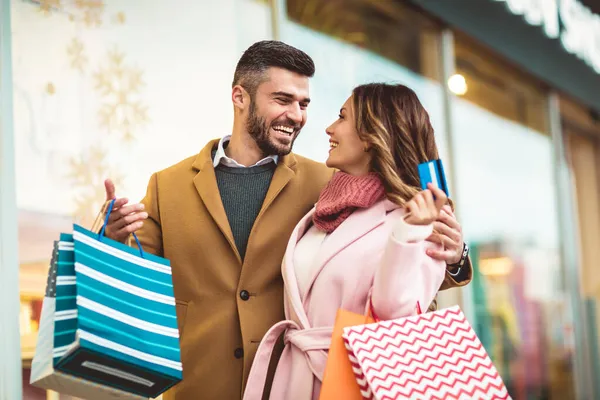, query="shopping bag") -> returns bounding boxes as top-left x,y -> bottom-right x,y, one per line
31,199 -> 182,398
31,241 -> 146,399
342,305 -> 511,400
319,309 -> 374,400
